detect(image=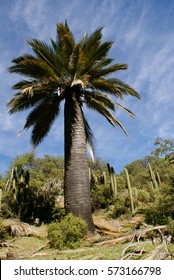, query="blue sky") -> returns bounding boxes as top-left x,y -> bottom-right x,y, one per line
0,0 -> 174,174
